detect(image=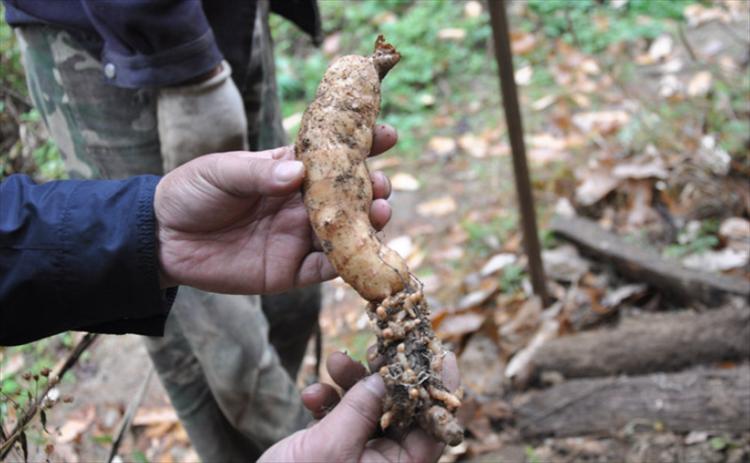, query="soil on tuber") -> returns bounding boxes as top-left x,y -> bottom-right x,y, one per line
295,35 -> 464,446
